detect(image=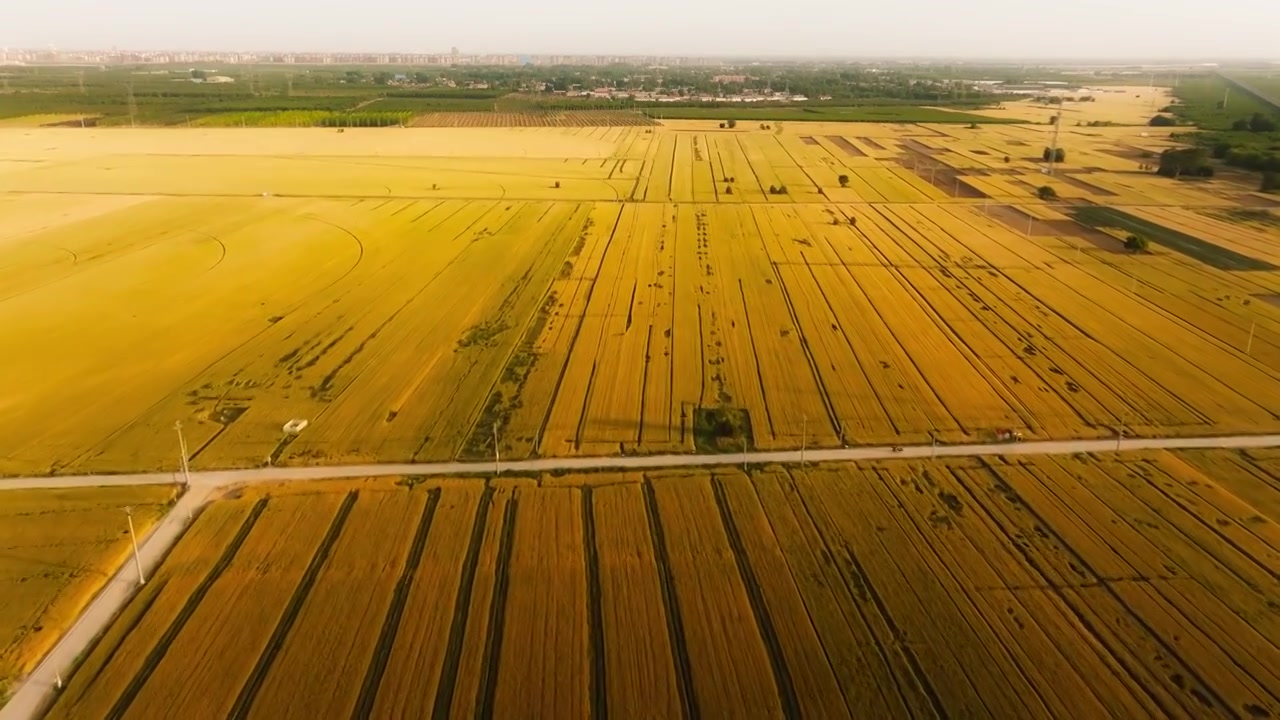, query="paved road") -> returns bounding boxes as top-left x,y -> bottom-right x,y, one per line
1,486 -> 211,720
5,430 -> 1280,719
7,433 -> 1280,492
